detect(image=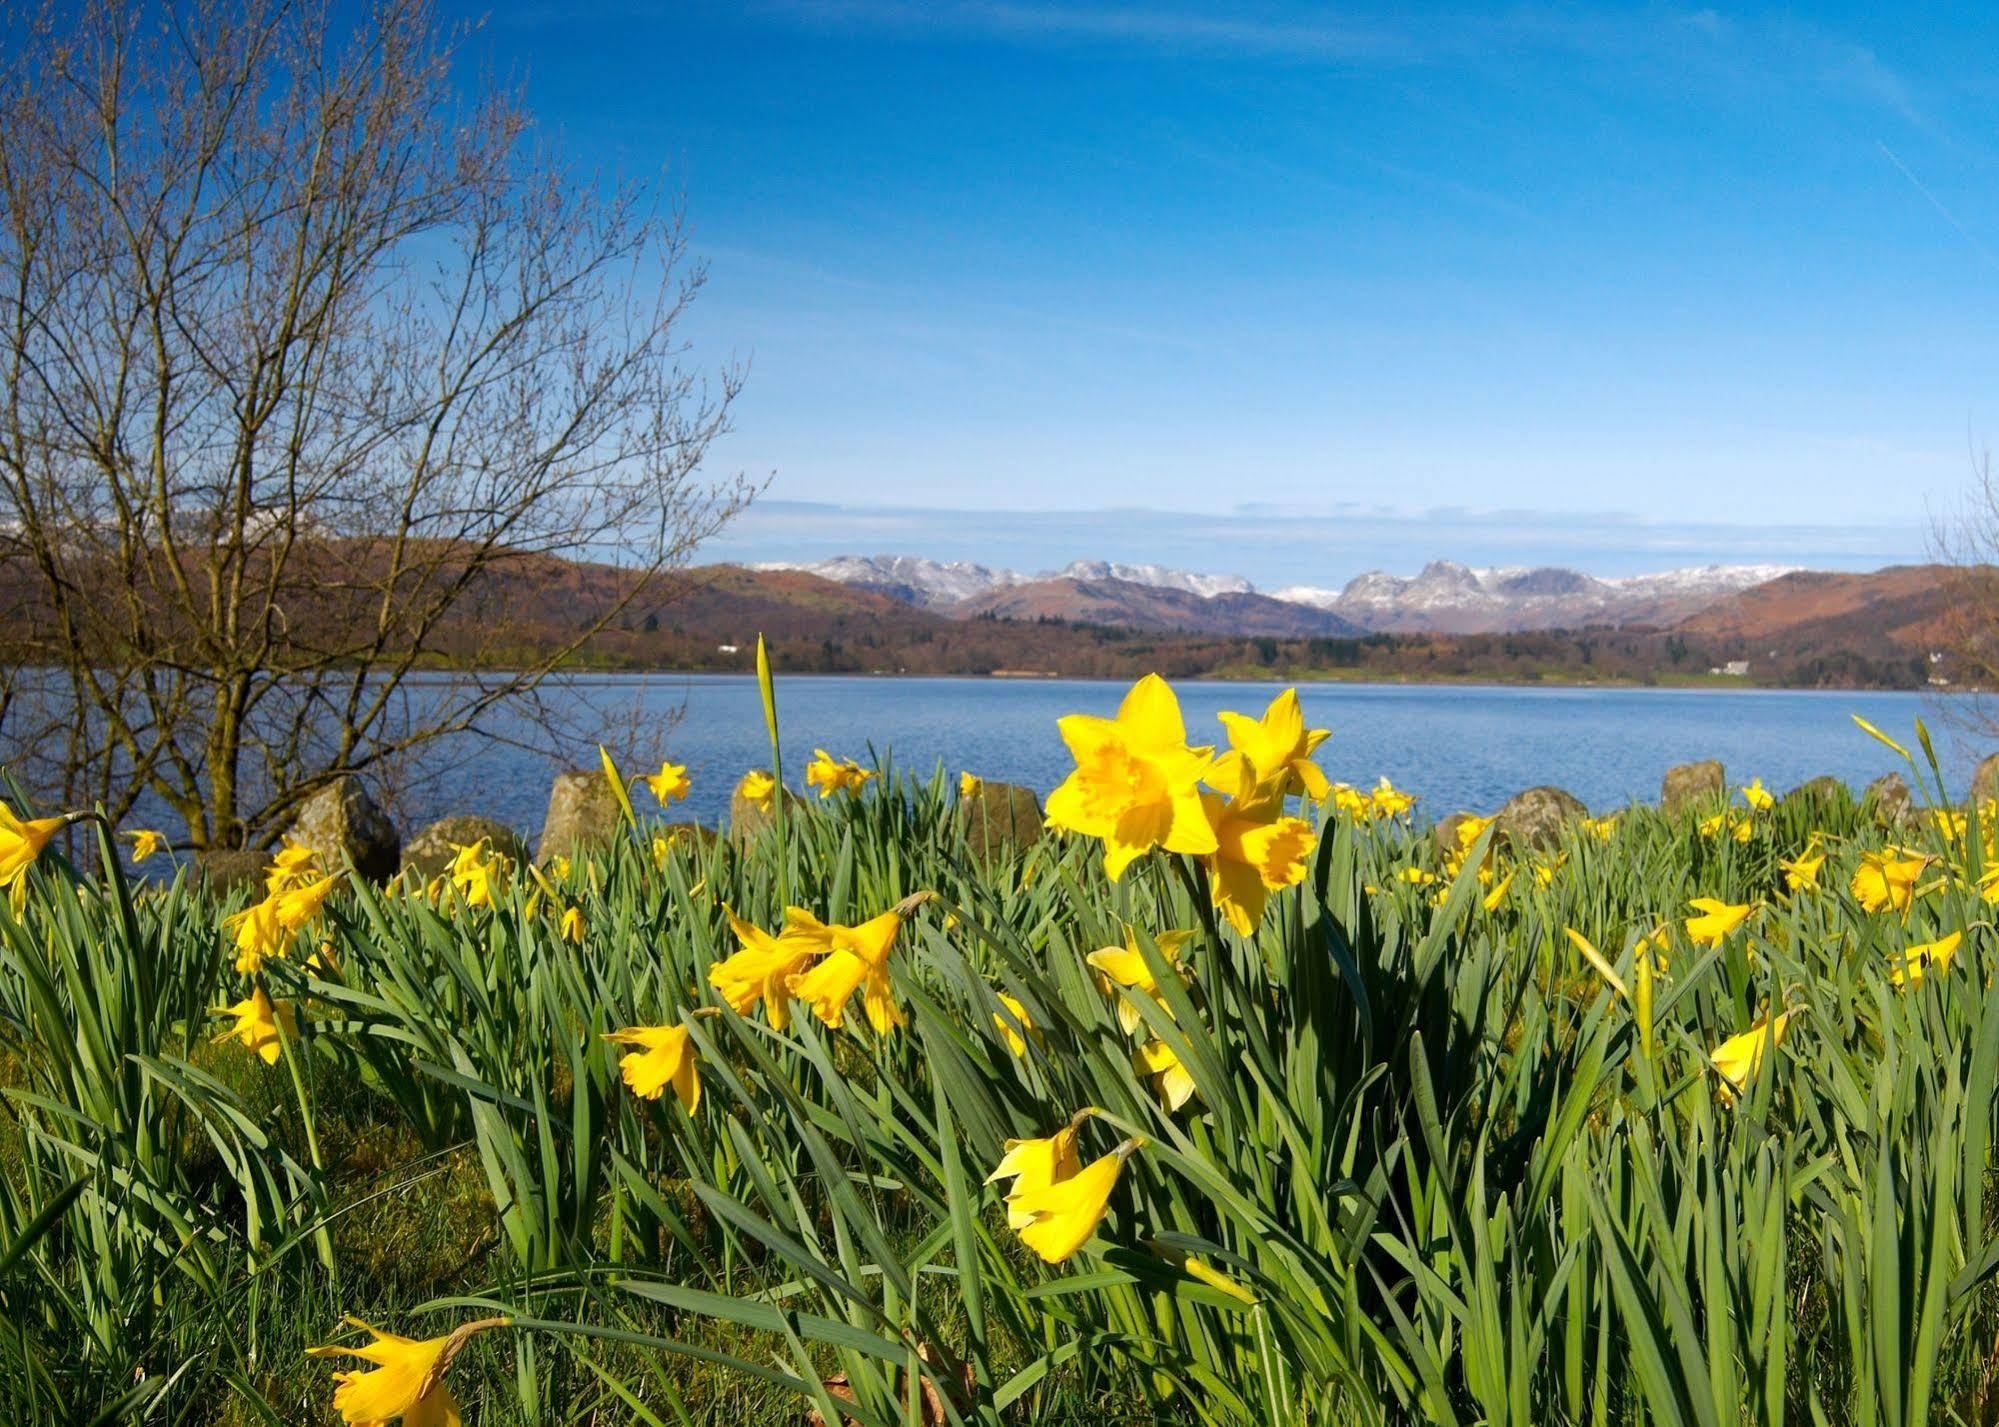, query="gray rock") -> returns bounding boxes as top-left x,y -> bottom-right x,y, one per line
536,767 -> 624,862
195,848 -> 273,899
1661,760 -> 1724,816
285,776 -> 399,882
1495,785 -> 1587,851
1973,752 -> 1999,806
1862,772 -> 1913,826
401,814 -> 528,880
955,780 -> 1044,862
